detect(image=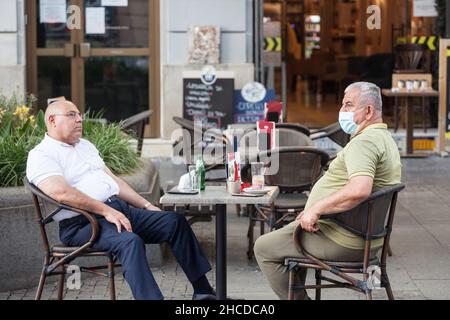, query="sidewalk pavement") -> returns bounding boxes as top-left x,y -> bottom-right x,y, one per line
1,157 -> 450,300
